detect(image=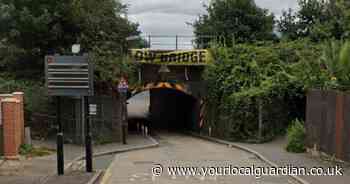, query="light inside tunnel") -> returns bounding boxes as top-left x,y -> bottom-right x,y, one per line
127,91 -> 150,120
